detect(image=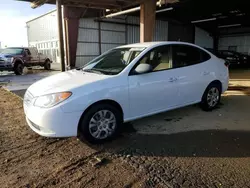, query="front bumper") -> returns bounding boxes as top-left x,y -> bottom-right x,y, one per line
0,65 -> 13,71
24,98 -> 83,138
